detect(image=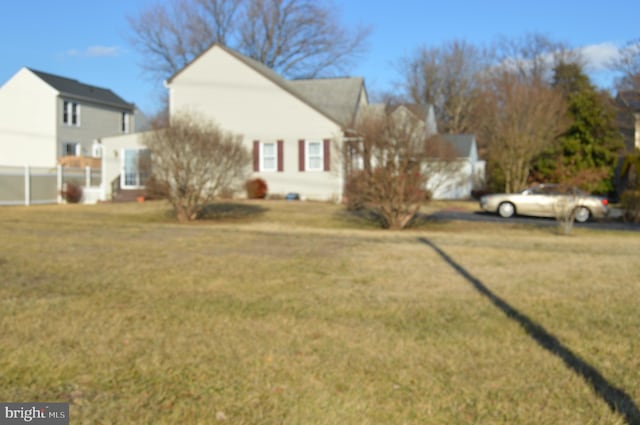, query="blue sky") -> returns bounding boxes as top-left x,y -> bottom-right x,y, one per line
1,0 -> 637,115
